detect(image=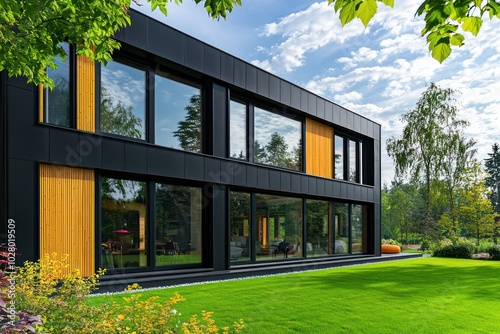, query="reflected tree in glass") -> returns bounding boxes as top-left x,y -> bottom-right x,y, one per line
173,95 -> 202,153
